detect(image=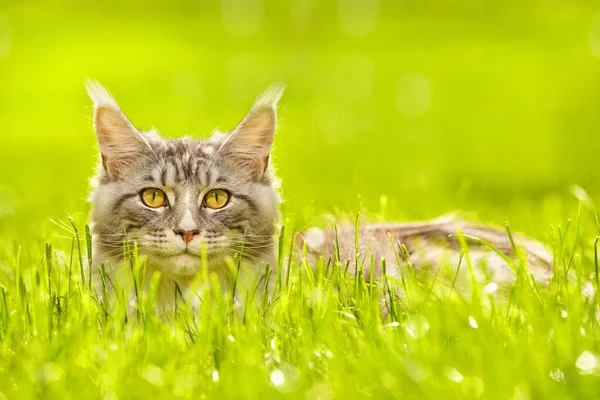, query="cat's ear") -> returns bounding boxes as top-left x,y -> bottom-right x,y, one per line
219,83 -> 285,179
86,80 -> 150,179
